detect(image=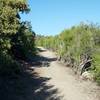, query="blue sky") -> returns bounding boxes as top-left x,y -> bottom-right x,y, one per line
20,0 -> 100,36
